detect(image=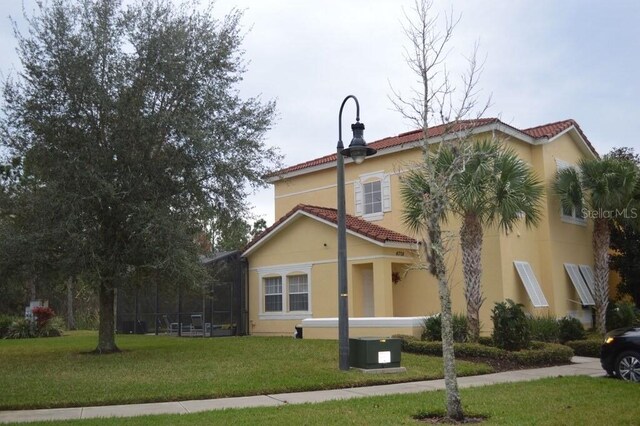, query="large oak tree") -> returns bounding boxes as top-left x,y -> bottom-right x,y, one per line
0,0 -> 278,352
